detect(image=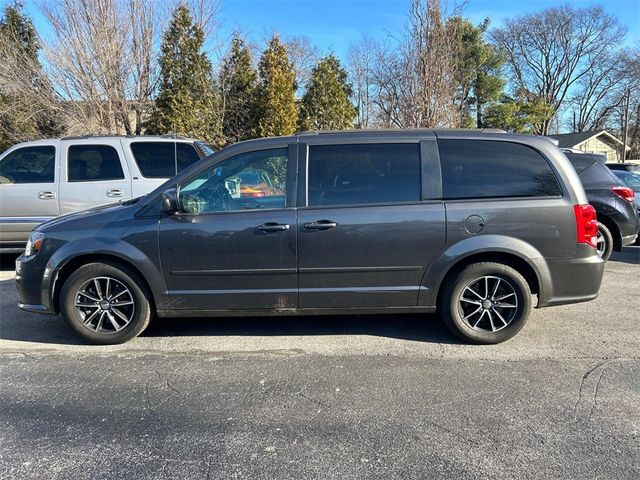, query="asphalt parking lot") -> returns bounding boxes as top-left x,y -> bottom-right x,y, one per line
1,247 -> 639,479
